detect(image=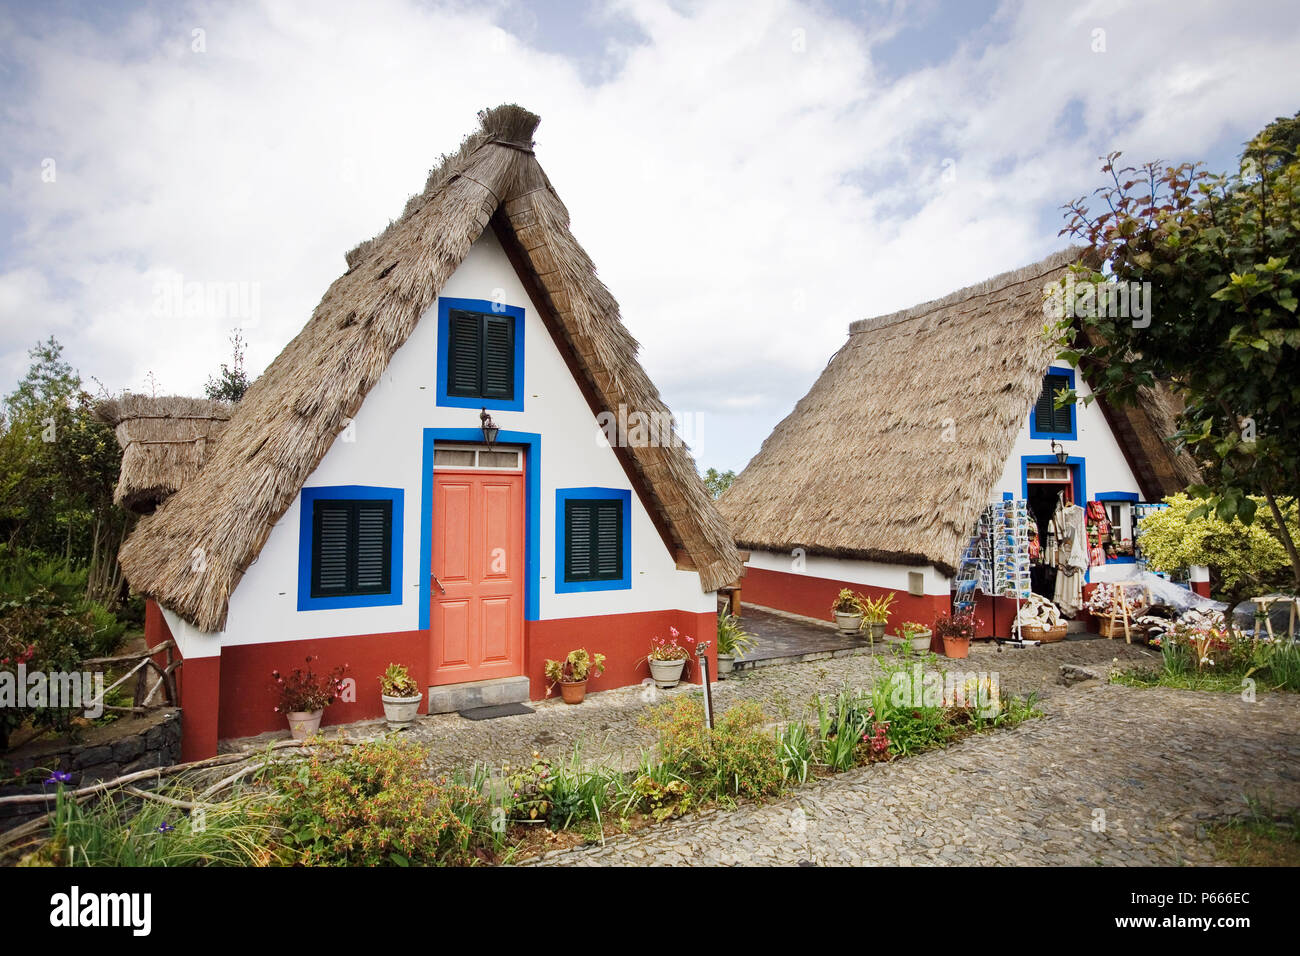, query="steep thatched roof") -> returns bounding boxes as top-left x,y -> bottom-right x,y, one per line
717,249 -> 1195,576
95,395 -> 232,514
118,105 -> 742,631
